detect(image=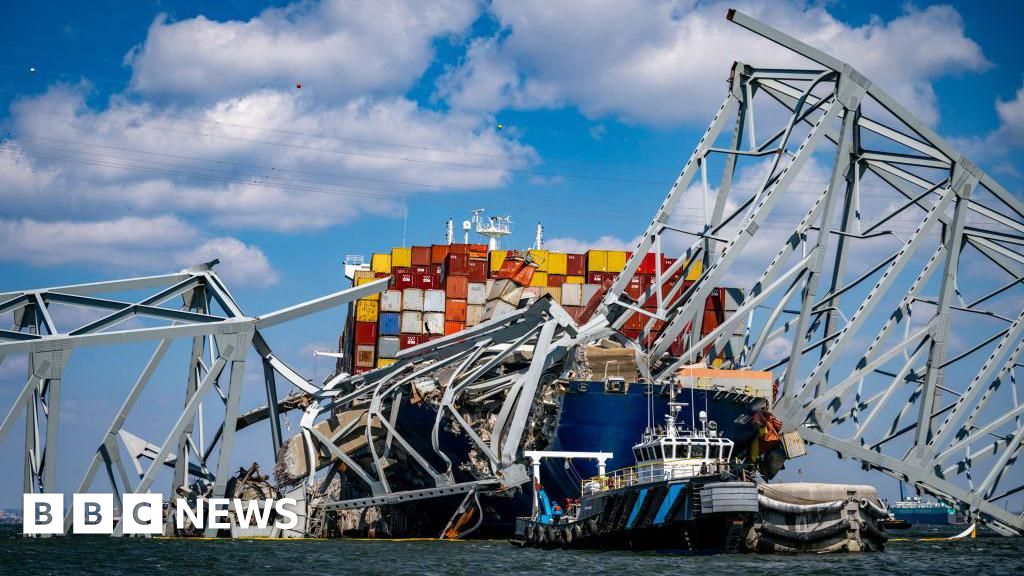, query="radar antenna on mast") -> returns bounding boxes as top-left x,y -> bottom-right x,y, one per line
471,209 -> 513,250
